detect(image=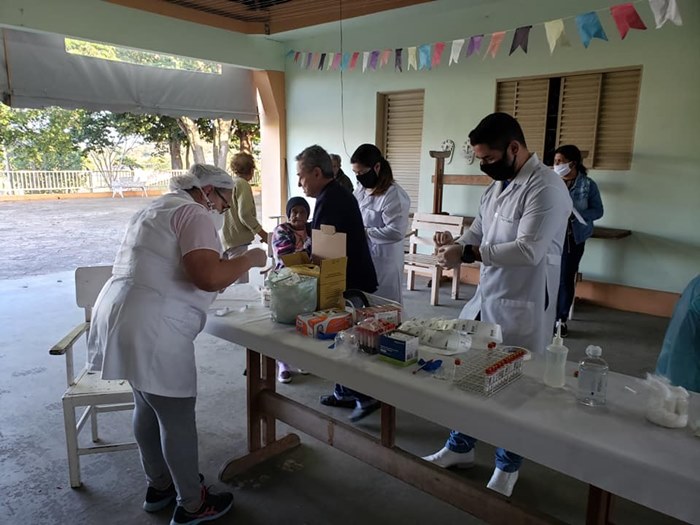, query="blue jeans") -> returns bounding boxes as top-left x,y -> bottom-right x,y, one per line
557,234 -> 586,322
446,431 -> 523,473
333,384 -> 375,408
